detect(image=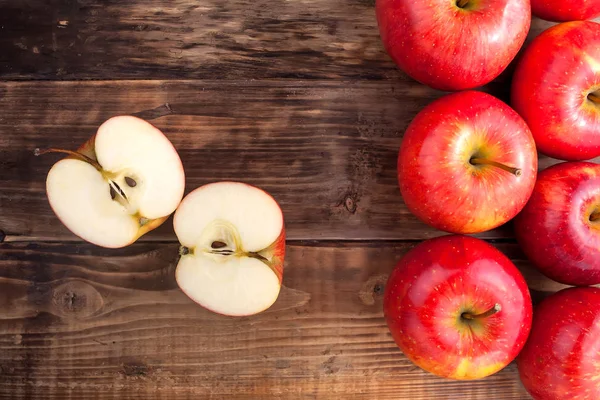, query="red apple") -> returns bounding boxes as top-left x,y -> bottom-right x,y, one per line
375,0 -> 530,91
517,287 -> 600,400
530,0 -> 600,22
384,235 -> 532,380
398,91 -> 538,234
514,162 -> 600,286
512,21 -> 600,161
